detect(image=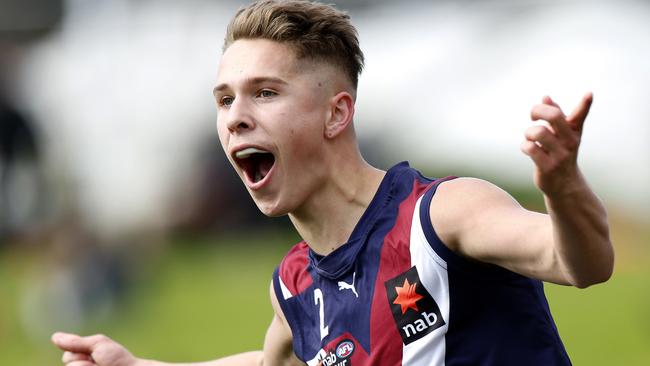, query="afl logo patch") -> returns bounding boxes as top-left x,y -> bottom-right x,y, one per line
314,339 -> 355,366
335,340 -> 354,358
